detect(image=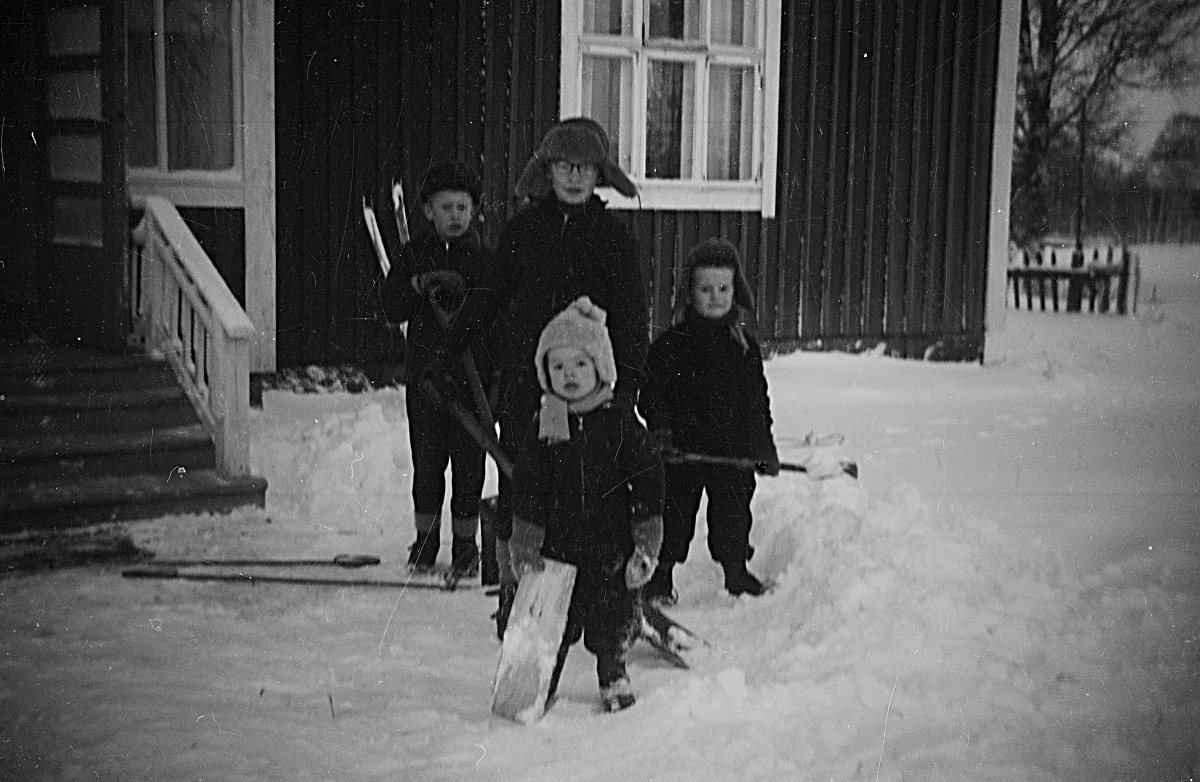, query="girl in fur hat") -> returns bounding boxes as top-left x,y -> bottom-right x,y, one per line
439,118 -> 650,637
640,238 -> 781,604
507,297 -> 664,713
